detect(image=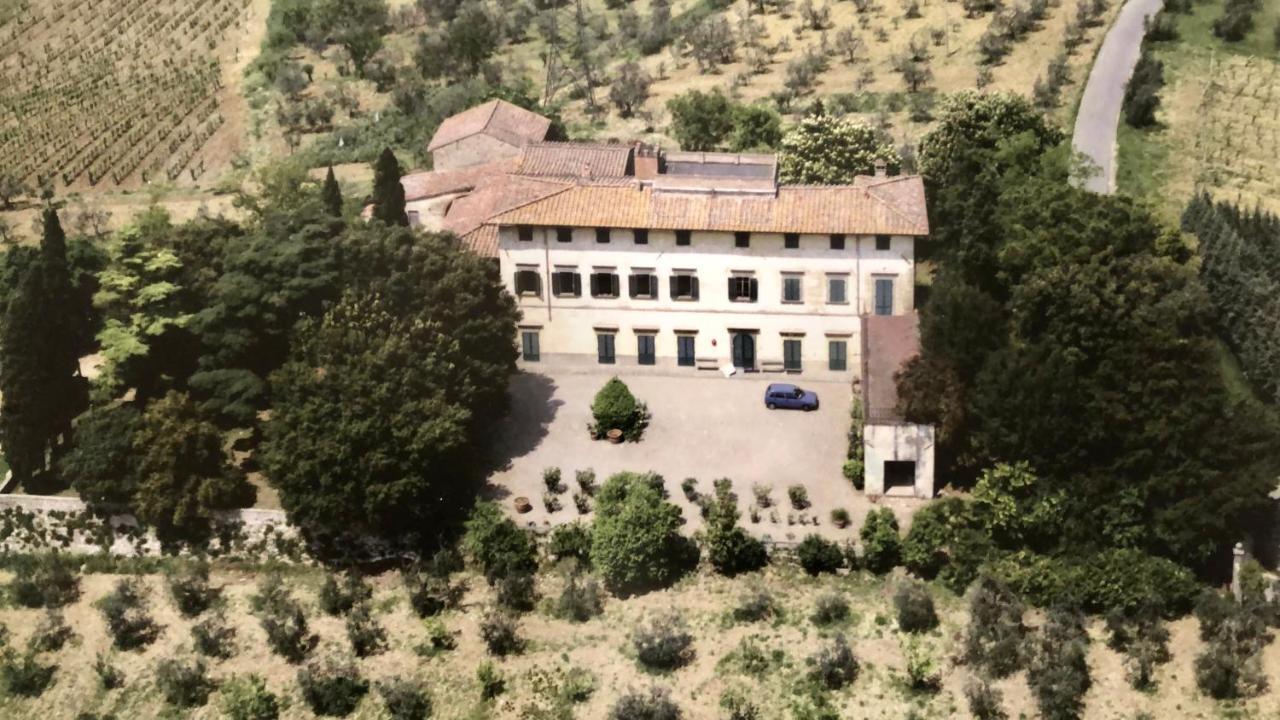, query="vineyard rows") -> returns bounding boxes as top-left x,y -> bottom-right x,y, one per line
0,0 -> 252,188
1194,56 -> 1280,211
